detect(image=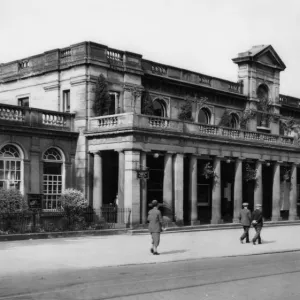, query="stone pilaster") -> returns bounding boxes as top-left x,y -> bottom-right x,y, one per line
211,157 -> 222,224
289,164 -> 299,220
124,150 -> 141,227
189,155 -> 199,225
272,162 -> 281,221
174,153 -> 184,225
117,151 -> 125,210
93,152 -> 103,213
233,158 -> 243,223
140,152 -> 147,224
254,160 -> 263,207
163,153 -> 173,222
